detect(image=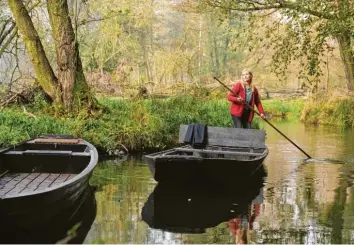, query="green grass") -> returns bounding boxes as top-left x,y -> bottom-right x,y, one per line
0,94 -> 352,153
262,98 -> 305,120
300,95 -> 354,127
